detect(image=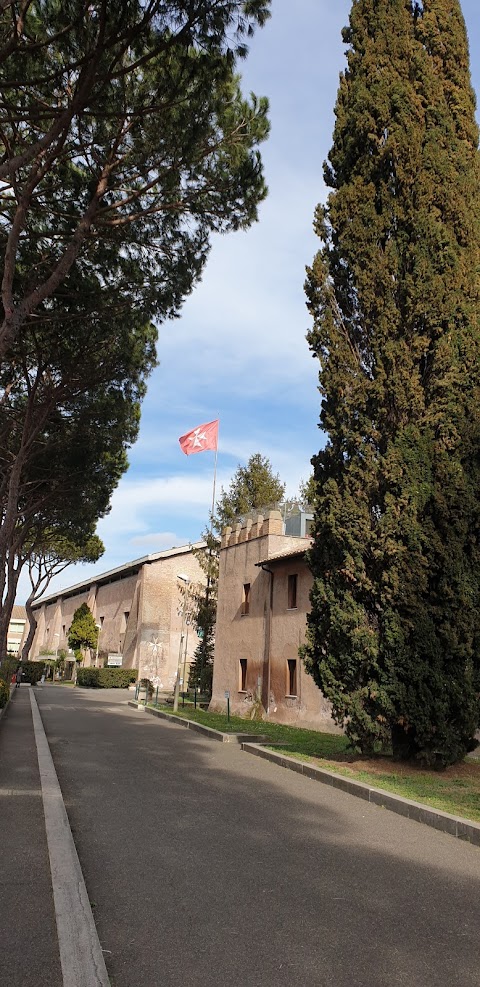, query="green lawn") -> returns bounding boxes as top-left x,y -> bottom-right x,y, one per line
151,704 -> 480,824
